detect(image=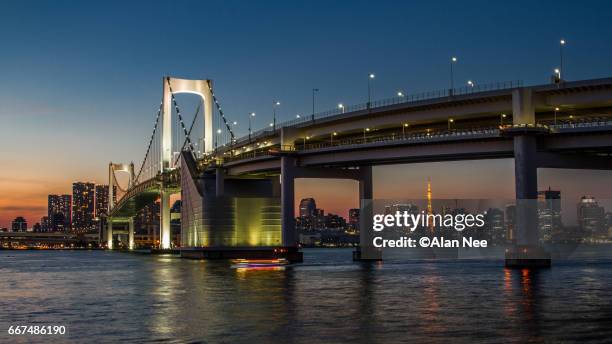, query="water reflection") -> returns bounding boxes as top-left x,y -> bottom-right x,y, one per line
1,250 -> 612,343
